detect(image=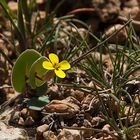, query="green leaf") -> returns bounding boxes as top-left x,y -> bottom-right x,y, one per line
34,83 -> 48,97
21,0 -> 31,34
18,0 -> 26,39
11,49 -> 41,93
29,56 -> 49,89
0,0 -> 16,18
27,95 -> 49,111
